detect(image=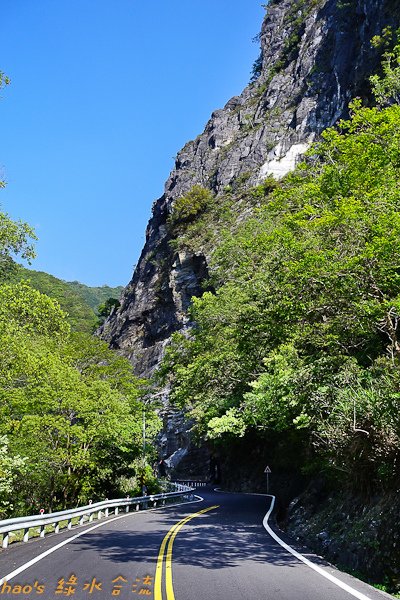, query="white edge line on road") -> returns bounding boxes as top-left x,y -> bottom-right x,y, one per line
0,495 -> 204,585
214,488 -> 377,600
263,495 -> 374,600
